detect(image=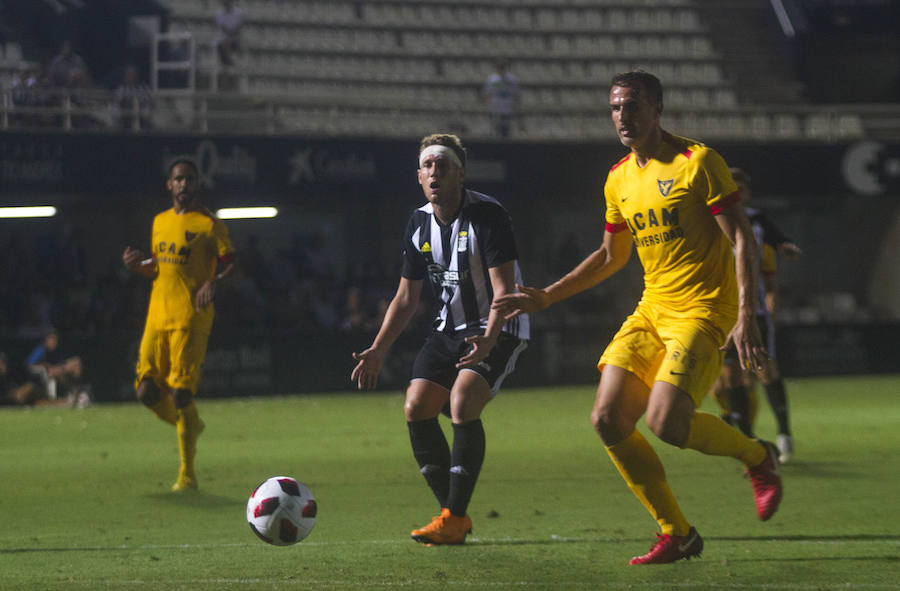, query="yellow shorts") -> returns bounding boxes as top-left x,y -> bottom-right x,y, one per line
135,325 -> 210,394
598,301 -> 734,406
